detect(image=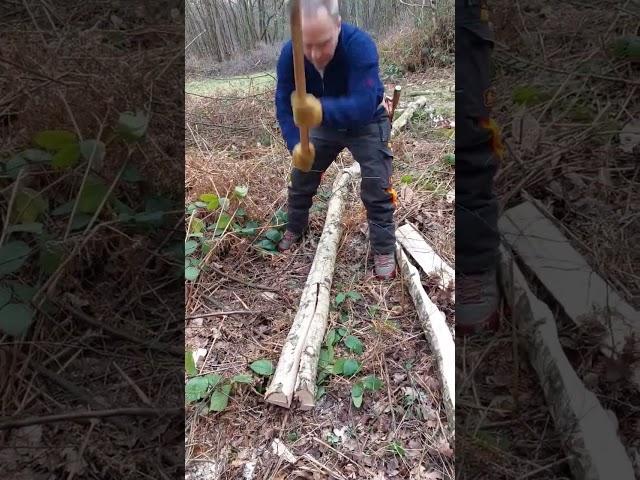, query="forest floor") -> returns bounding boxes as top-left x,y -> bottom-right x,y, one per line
183,64 -> 455,480
458,1 -> 639,478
